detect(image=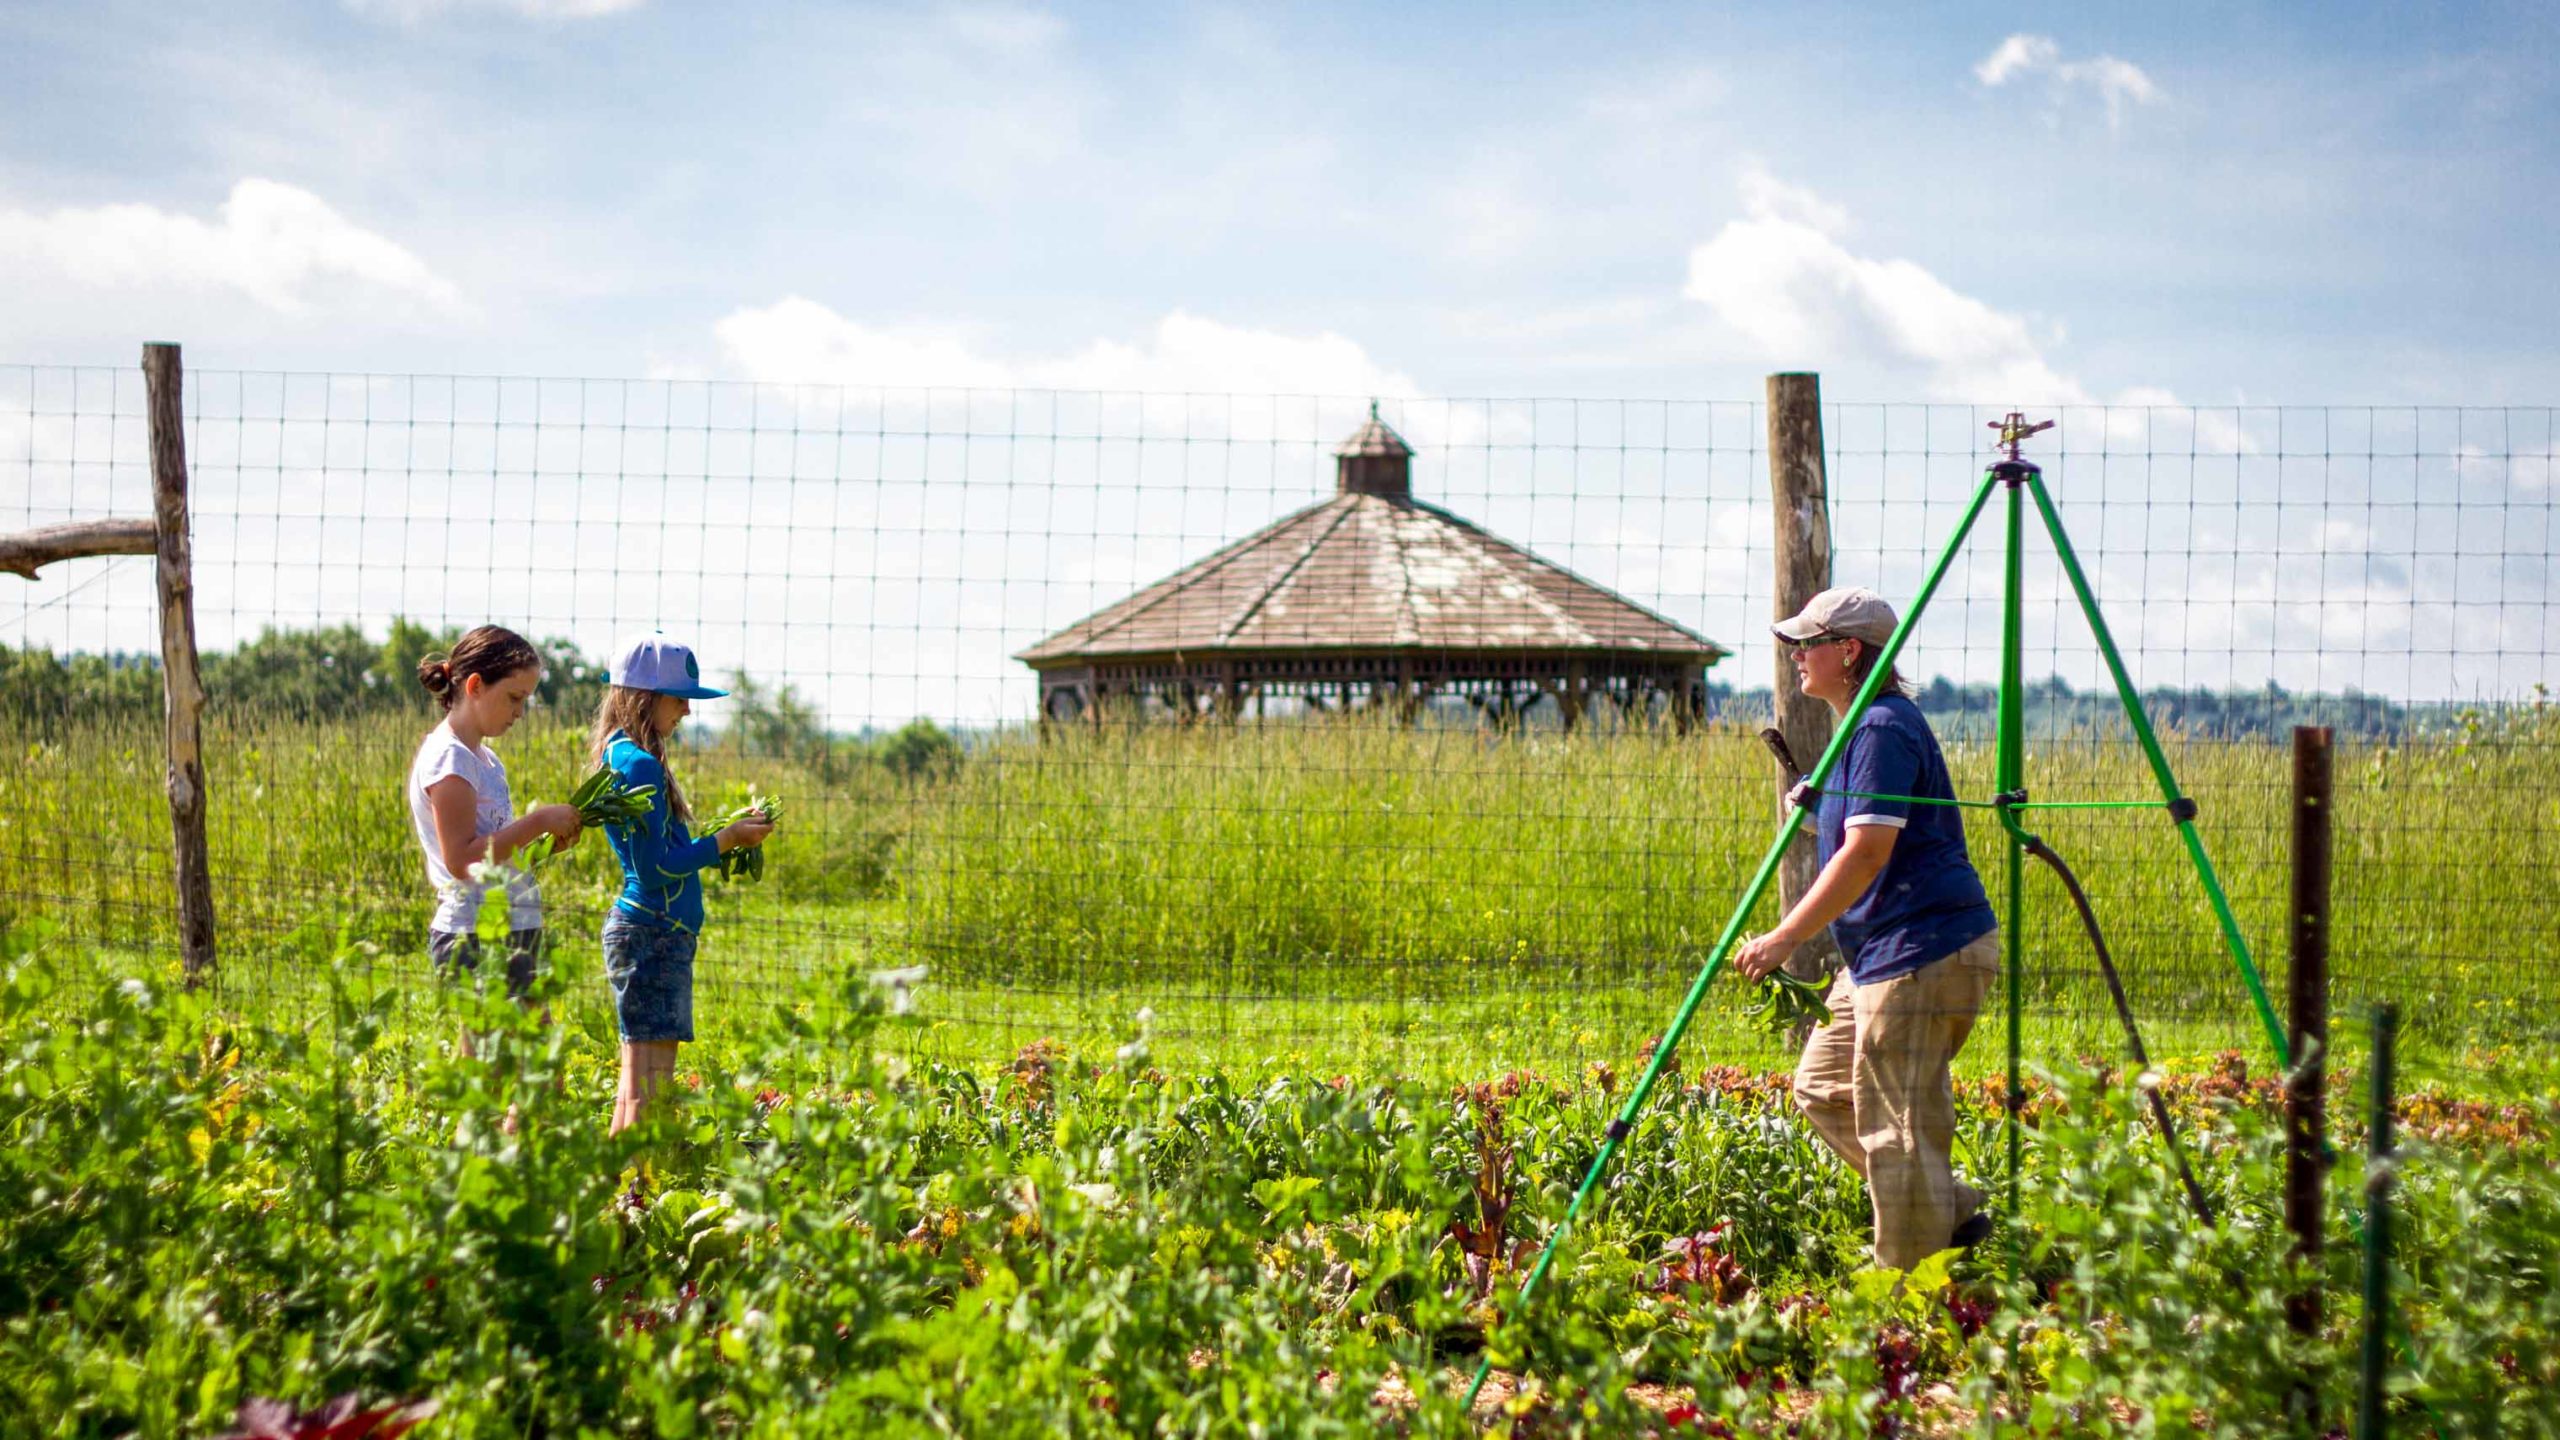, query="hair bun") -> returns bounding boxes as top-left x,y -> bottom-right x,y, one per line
417,655 -> 454,696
